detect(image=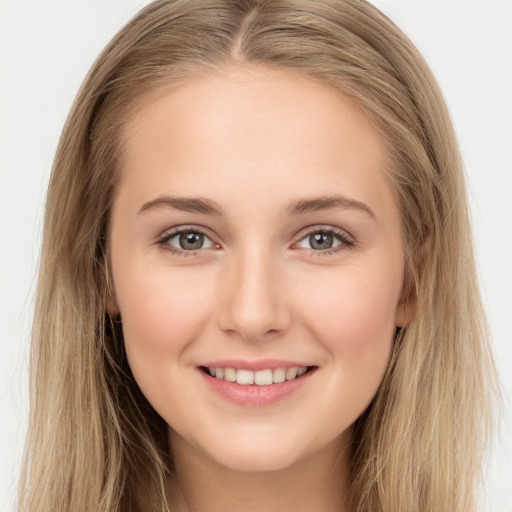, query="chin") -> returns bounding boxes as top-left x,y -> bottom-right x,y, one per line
208,444 -> 306,473
196,425 -> 338,474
